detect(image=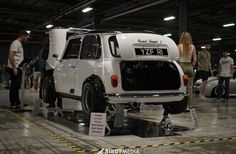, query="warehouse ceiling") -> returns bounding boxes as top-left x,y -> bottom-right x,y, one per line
0,0 -> 236,51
